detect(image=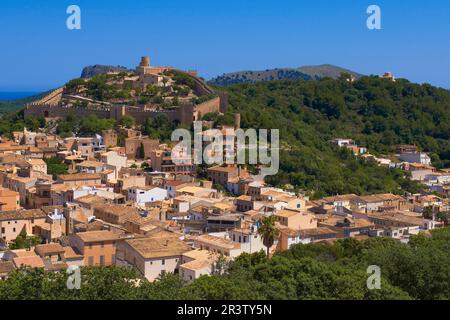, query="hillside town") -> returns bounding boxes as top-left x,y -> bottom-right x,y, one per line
0,113 -> 448,282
